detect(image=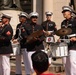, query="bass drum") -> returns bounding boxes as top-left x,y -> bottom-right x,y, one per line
51,42 -> 68,58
